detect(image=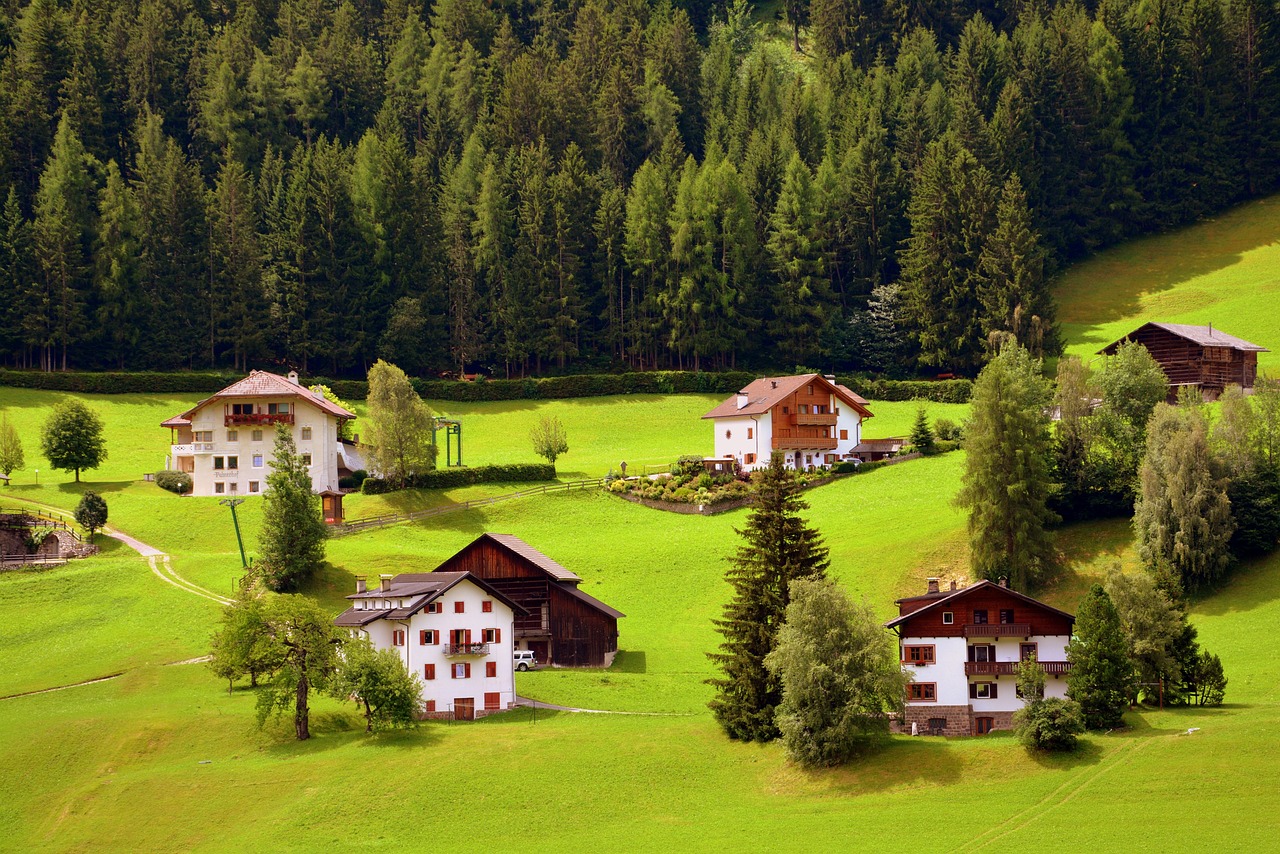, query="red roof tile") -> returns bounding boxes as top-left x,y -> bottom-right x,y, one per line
702,374 -> 873,419
160,371 -> 354,427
